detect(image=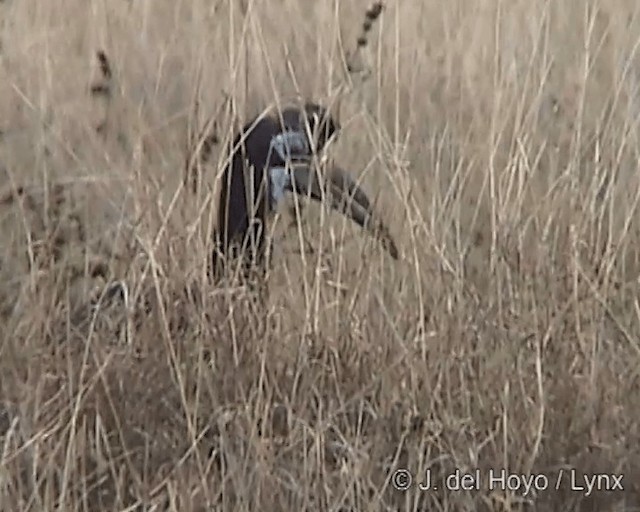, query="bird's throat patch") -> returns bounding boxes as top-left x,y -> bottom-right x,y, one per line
269,166 -> 290,209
